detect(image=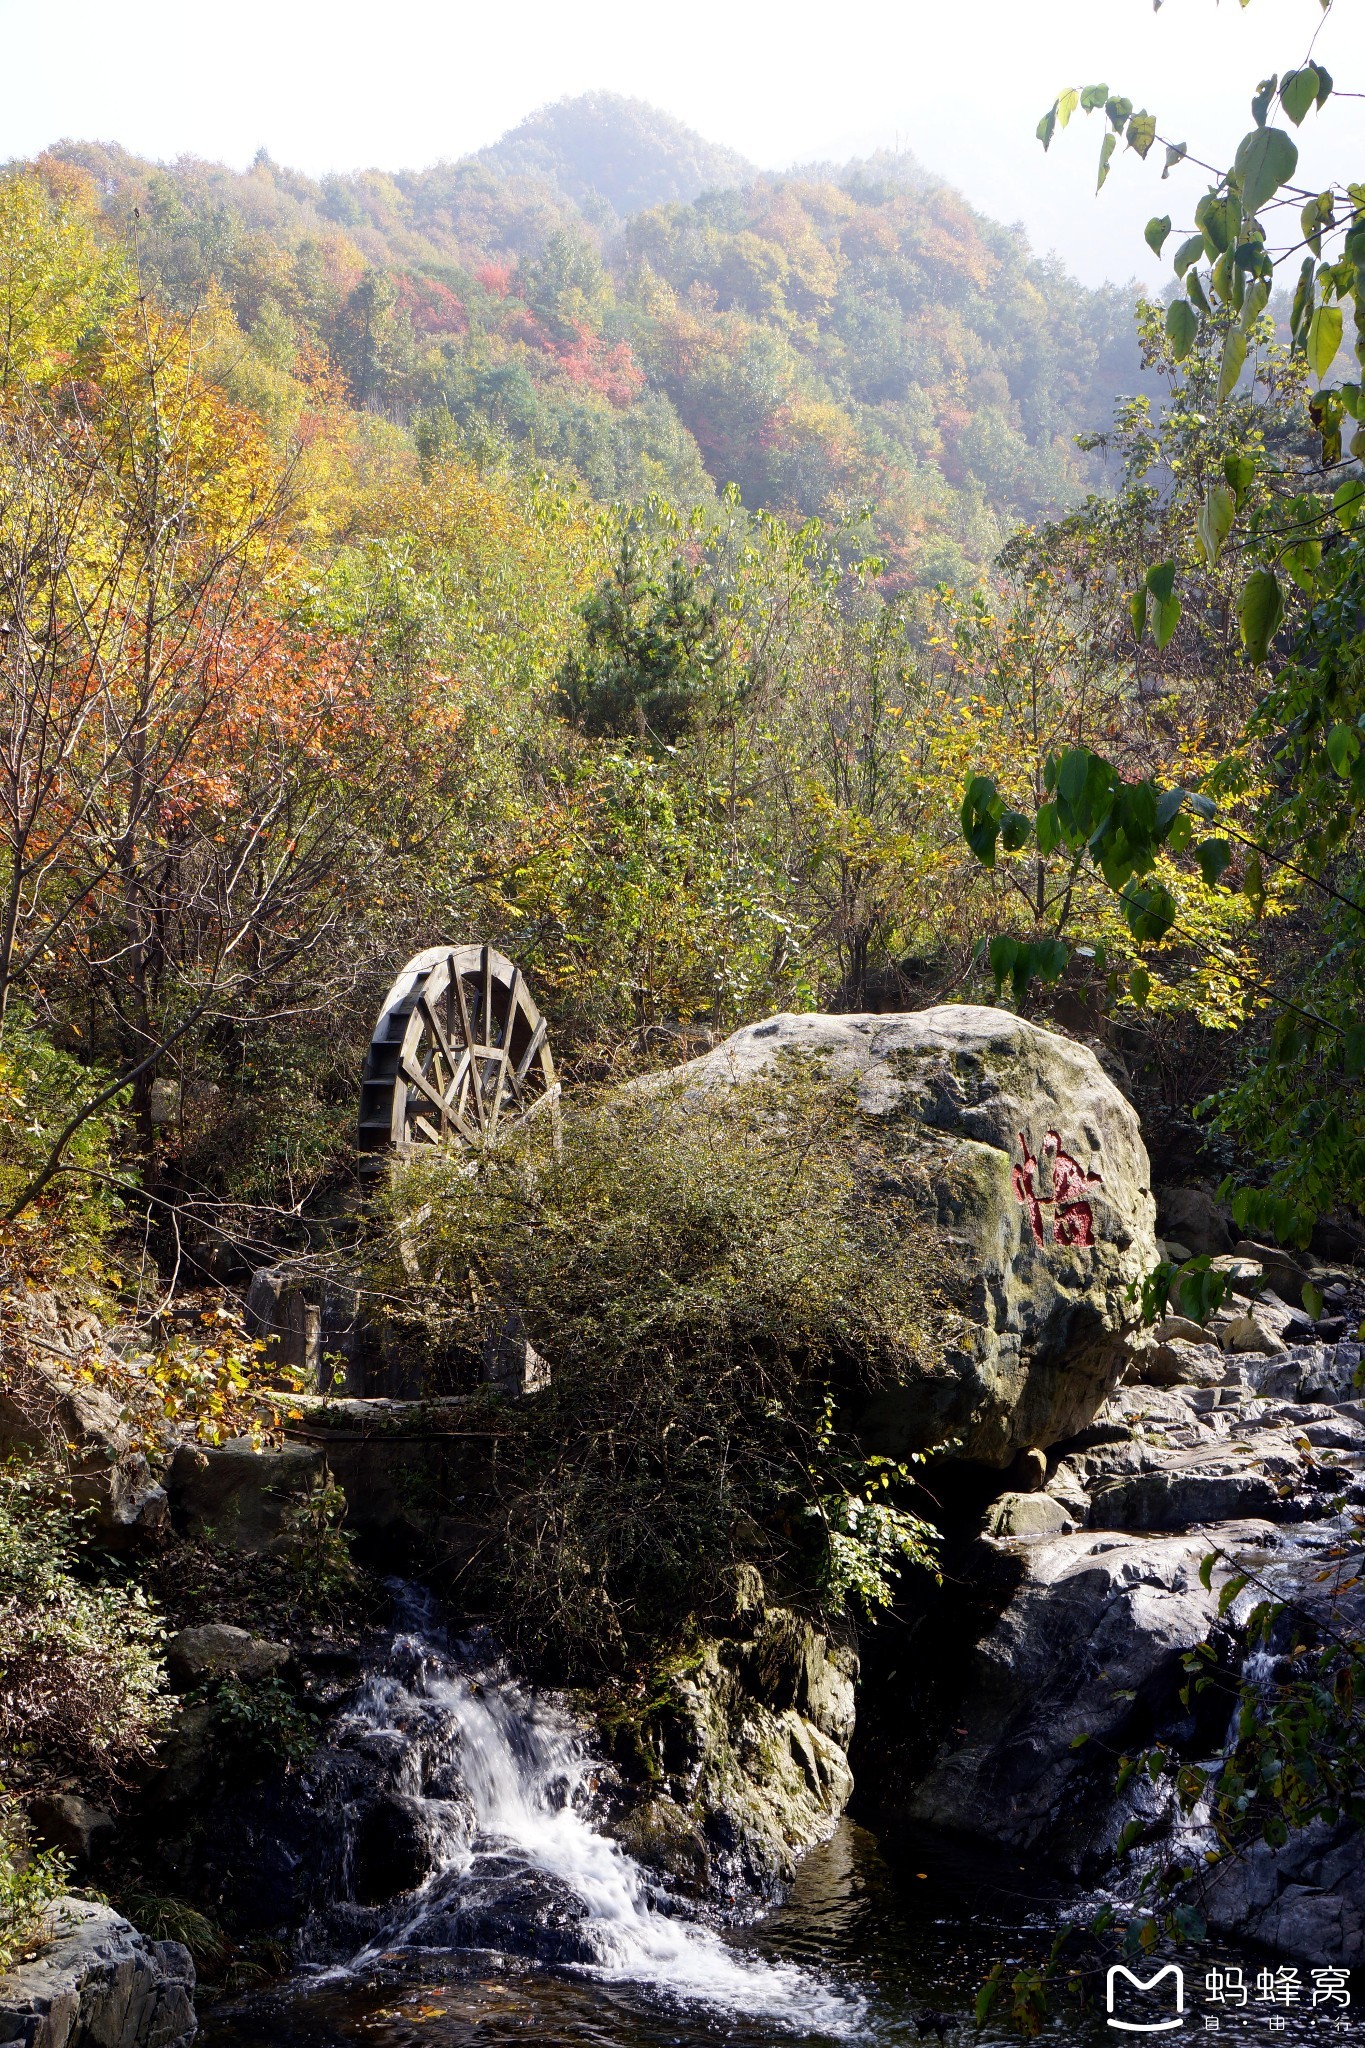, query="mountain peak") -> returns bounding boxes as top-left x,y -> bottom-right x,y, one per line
475,93 -> 755,218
